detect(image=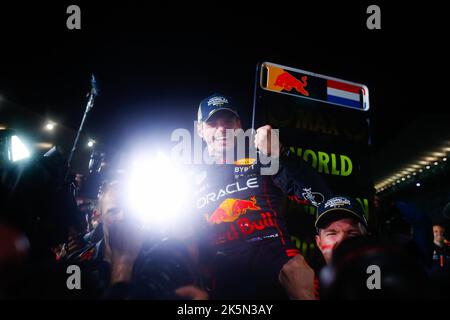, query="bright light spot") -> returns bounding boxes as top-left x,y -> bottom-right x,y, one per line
87,140 -> 95,148
401,177 -> 405,181
434,162 -> 438,166
125,152 -> 190,231
397,180 -> 400,183
35,142 -> 54,149
419,169 -> 423,173
45,123 -> 55,131
413,172 -> 416,176
444,158 -> 447,162
416,183 -> 421,187
426,165 -> 431,169
407,175 -> 411,179
11,135 -> 30,162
